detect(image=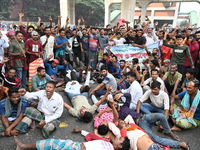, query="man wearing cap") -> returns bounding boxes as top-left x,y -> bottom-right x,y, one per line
44,54 -> 68,87
25,31 -> 44,91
